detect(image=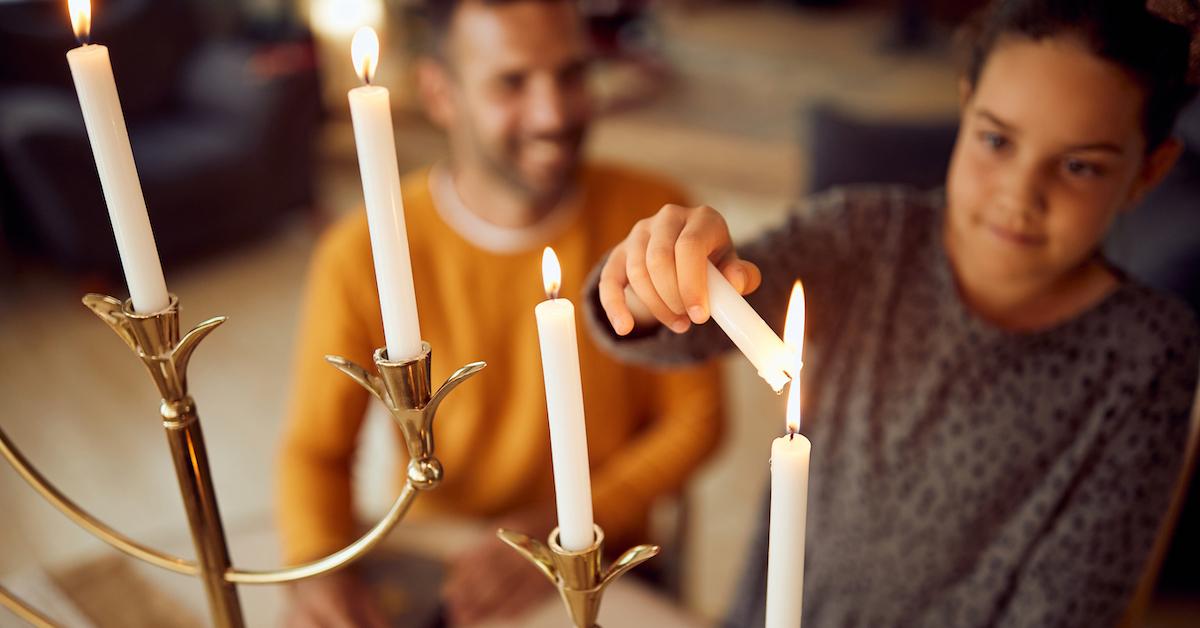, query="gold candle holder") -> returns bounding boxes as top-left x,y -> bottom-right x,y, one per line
497,525 -> 660,628
0,293 -> 484,627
